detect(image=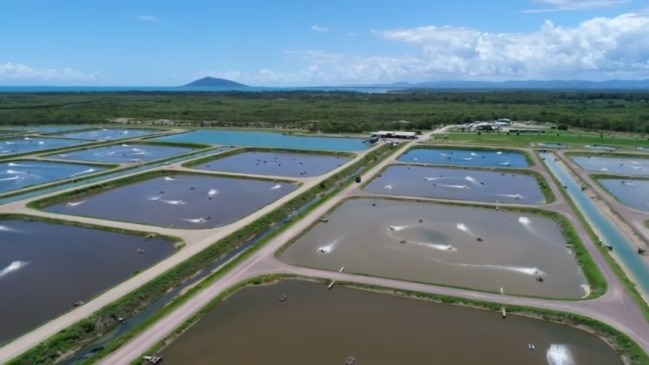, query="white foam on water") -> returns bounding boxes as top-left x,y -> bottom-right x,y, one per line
184,218 -> 207,224
270,184 -> 282,190
497,193 -> 524,199
438,184 -> 468,189
412,157 -> 418,161
38,141 -> 44,145
65,201 -> 86,207
121,144 -> 129,147
208,189 -> 218,196
632,166 -> 643,170
461,157 -> 473,161
23,137 -> 31,140
317,236 -> 344,254
58,154 -> 68,157
424,177 -> 442,181
581,284 -> 591,299
6,169 -> 26,174
0,176 -> 19,182
160,199 -> 186,205
147,196 -> 161,201
130,151 -> 147,156
455,262 -> 547,276
389,225 -> 411,232
496,151 -> 503,155
622,182 -> 635,186
413,241 -> 458,252
600,167 -> 609,172
456,223 -> 474,236
0,225 -> 21,232
70,168 -> 95,177
164,177 -> 176,181
384,184 -> 393,190
440,153 -> 448,157
464,176 -> 480,185
546,344 -> 575,365
470,152 -> 478,157
499,162 -> 511,166
0,261 -> 28,279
